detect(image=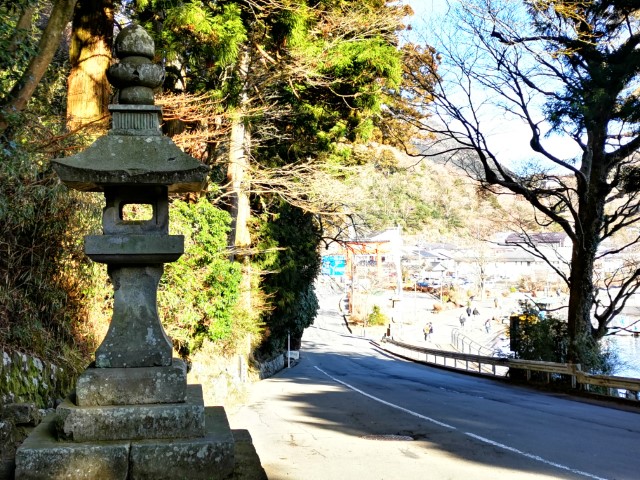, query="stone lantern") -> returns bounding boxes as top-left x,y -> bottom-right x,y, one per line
15,25 -> 235,479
